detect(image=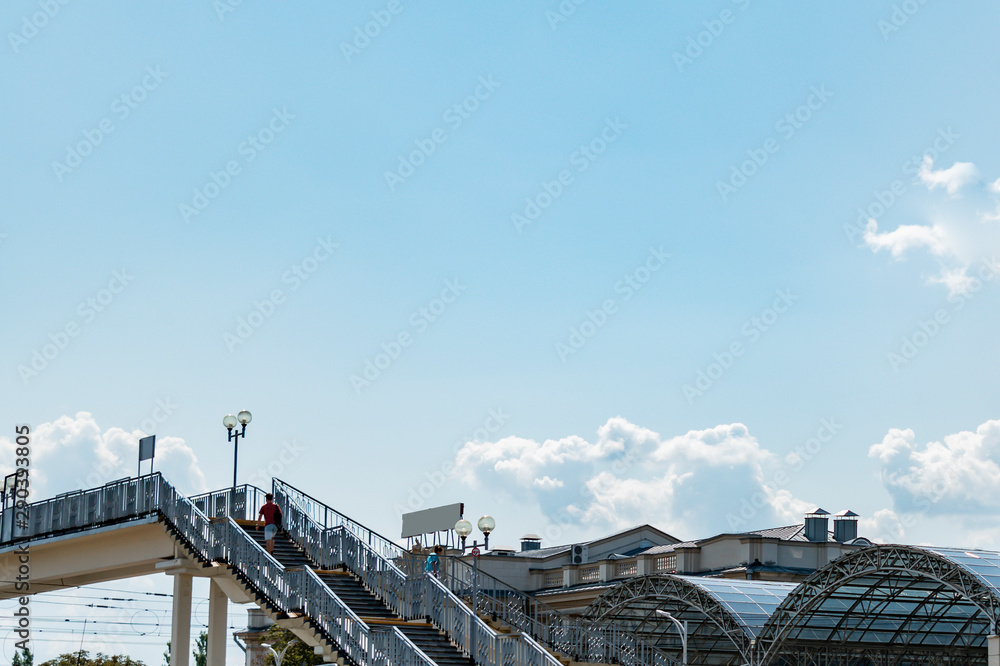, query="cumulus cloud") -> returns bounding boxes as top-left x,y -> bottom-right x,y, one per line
859,508 -> 906,544
926,265 -> 979,294
862,158 -> 1000,296
918,156 -> 978,195
0,411 -> 208,499
450,415 -> 1000,549
452,417 -> 799,538
869,419 -> 1000,516
863,219 -> 951,258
